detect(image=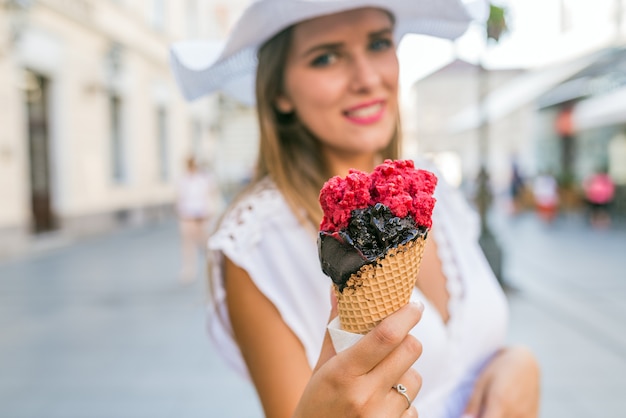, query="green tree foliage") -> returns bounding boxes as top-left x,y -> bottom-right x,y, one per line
487,4 -> 507,42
